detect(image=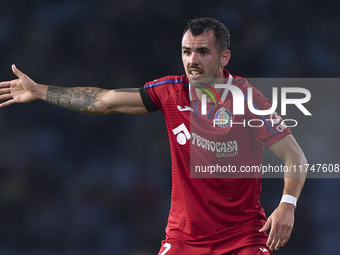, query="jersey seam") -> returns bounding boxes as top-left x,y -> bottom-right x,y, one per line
159,80 -> 188,108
